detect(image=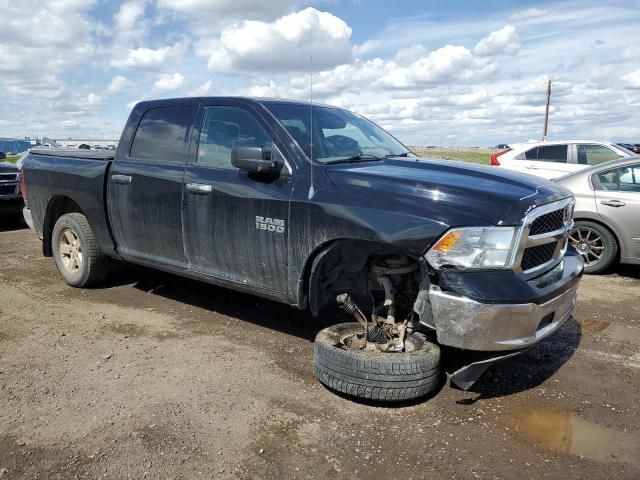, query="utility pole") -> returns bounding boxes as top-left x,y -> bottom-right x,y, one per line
543,80 -> 551,140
